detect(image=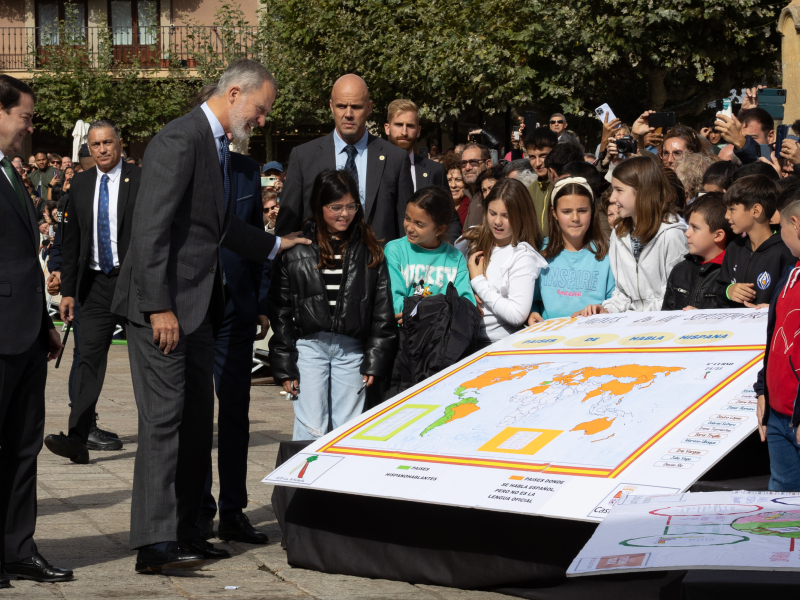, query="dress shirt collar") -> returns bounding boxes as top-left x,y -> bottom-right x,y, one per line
408,150 -> 415,165
334,127 -> 369,155
97,159 -> 123,183
201,101 -> 226,142
0,149 -> 6,163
